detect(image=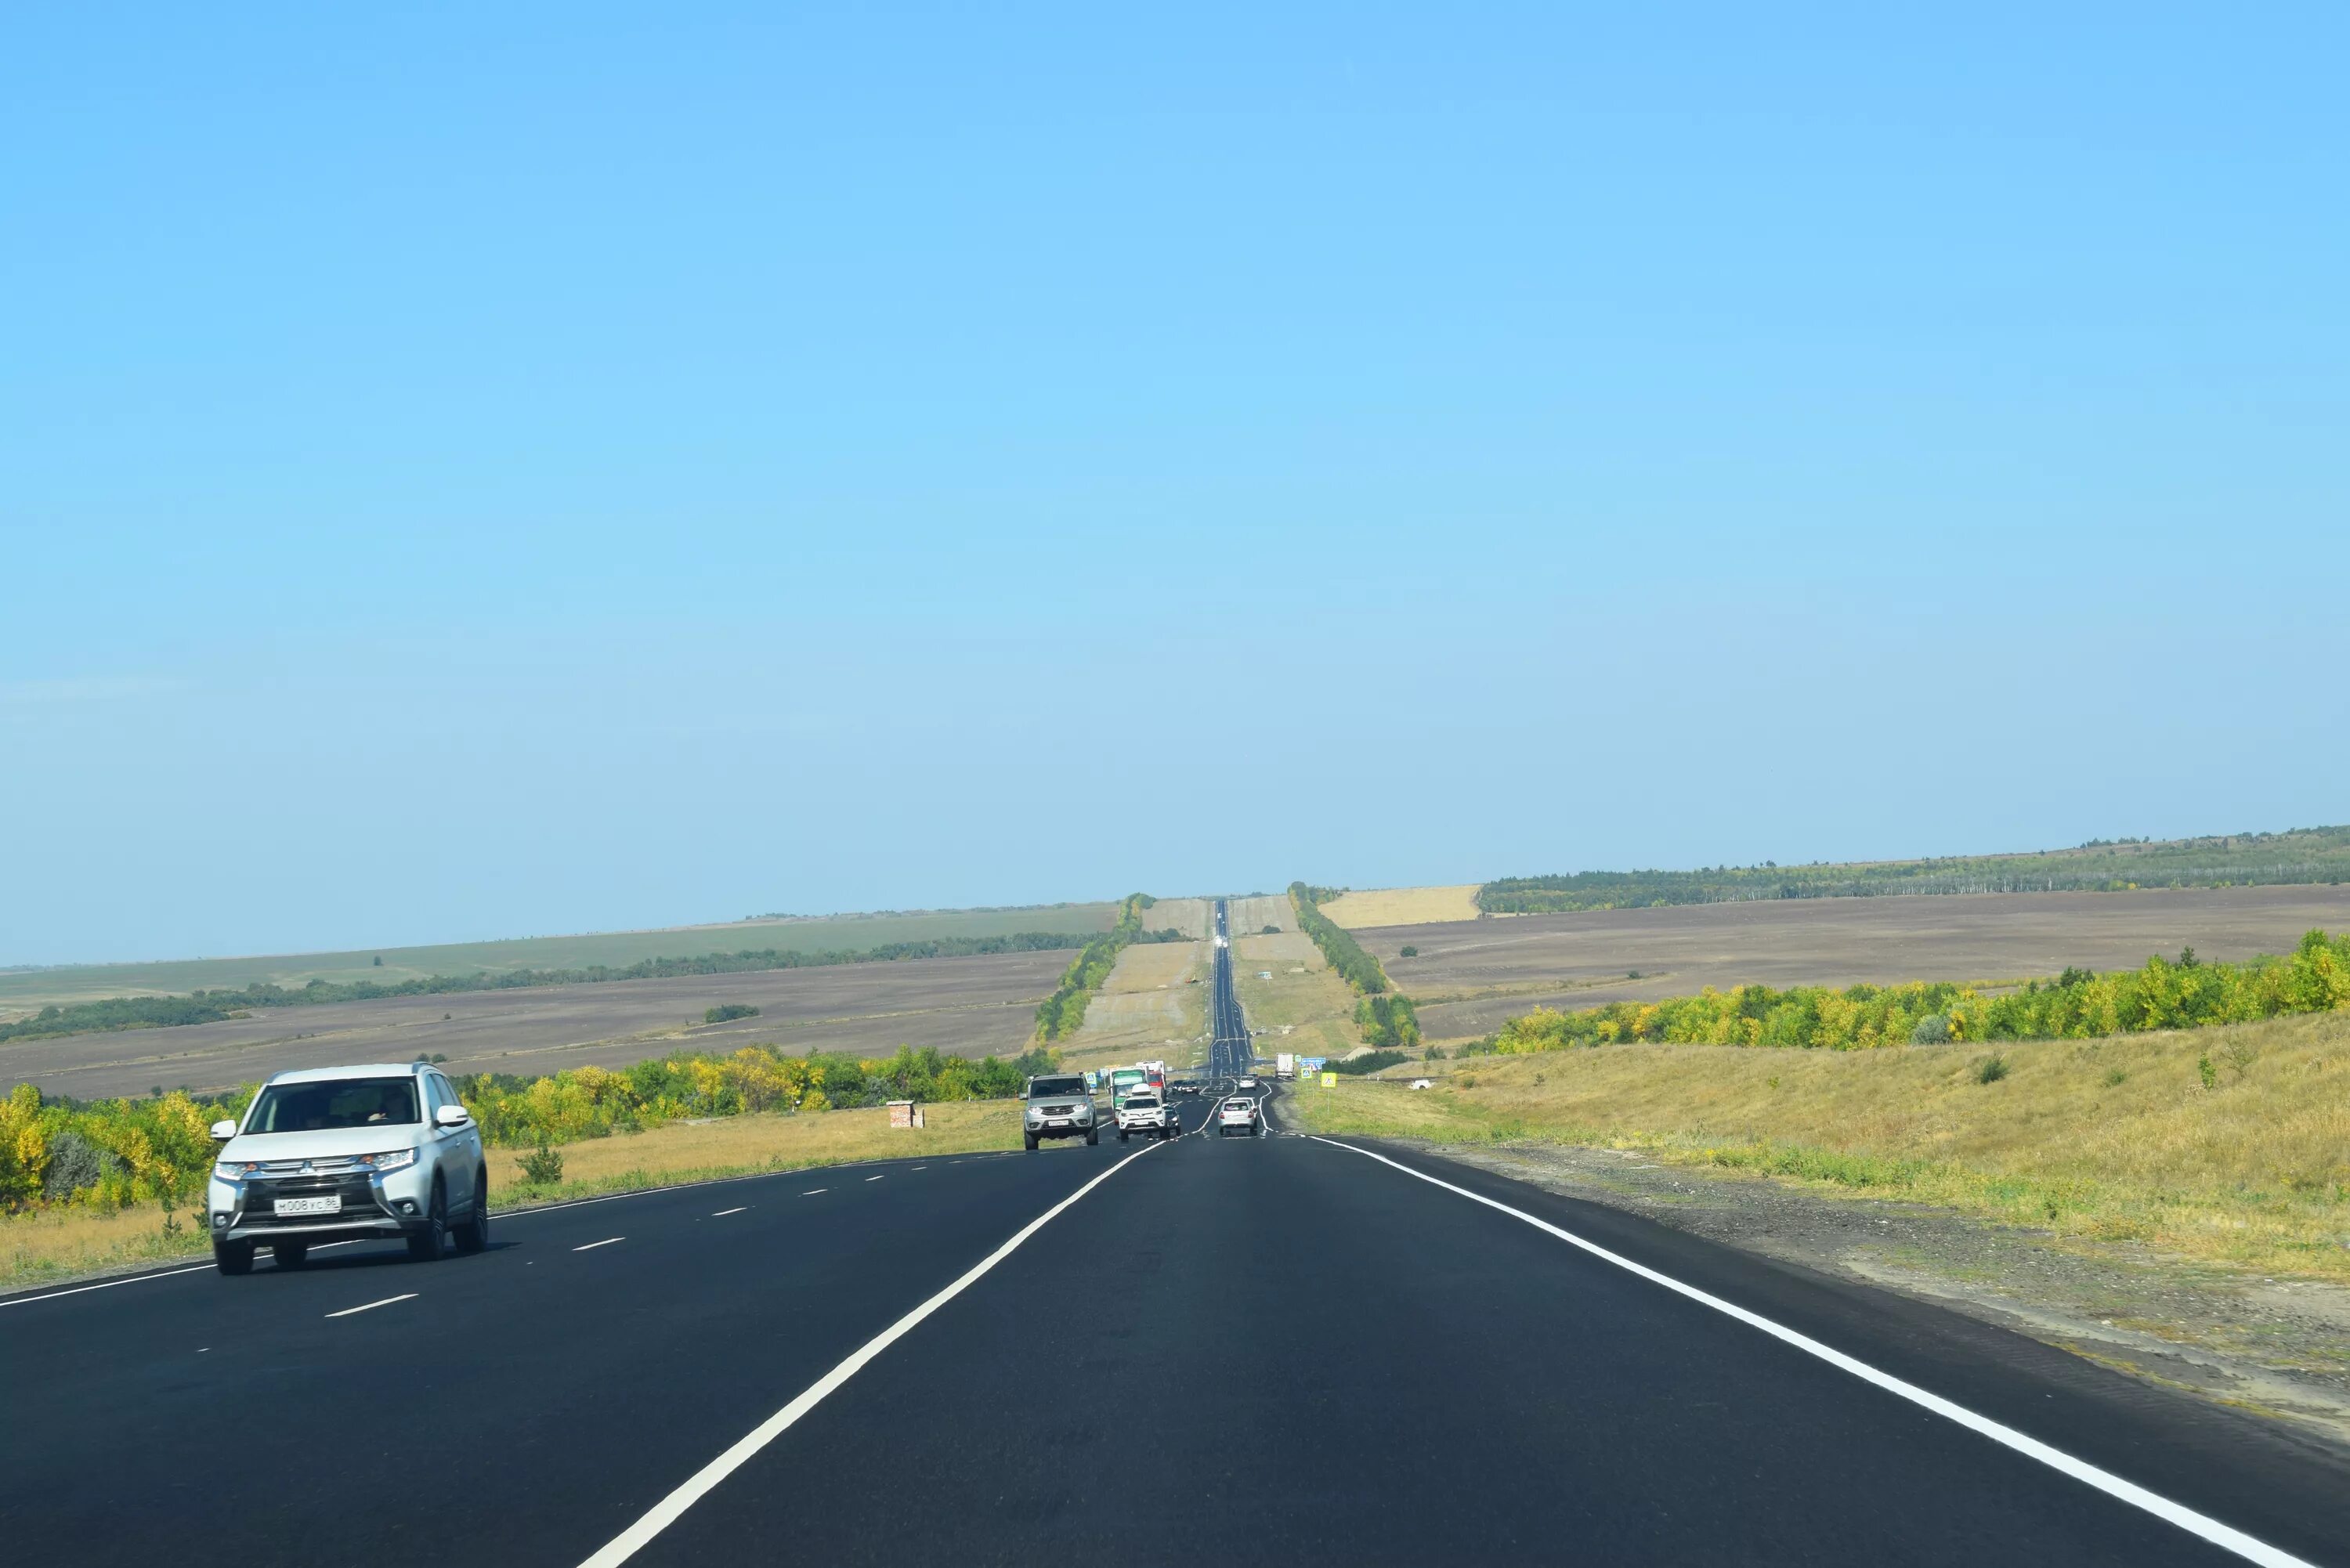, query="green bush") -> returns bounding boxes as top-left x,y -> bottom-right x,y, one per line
1975,1054 -> 2009,1085
703,1004 -> 761,1024
516,1145 -> 565,1185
